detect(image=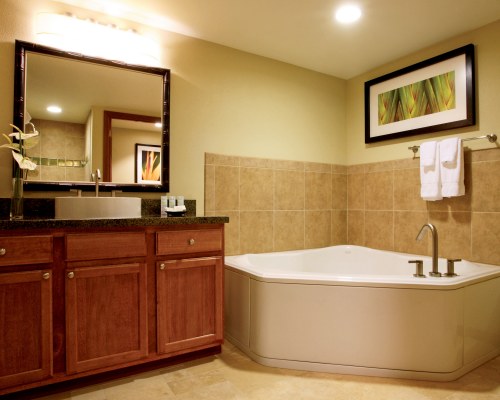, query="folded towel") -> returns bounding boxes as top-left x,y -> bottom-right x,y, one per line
440,138 -> 464,197
420,141 -> 442,201
420,141 -> 438,167
440,137 -> 459,164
